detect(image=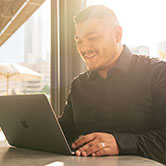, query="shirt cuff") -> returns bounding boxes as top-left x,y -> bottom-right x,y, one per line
113,133 -> 138,155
